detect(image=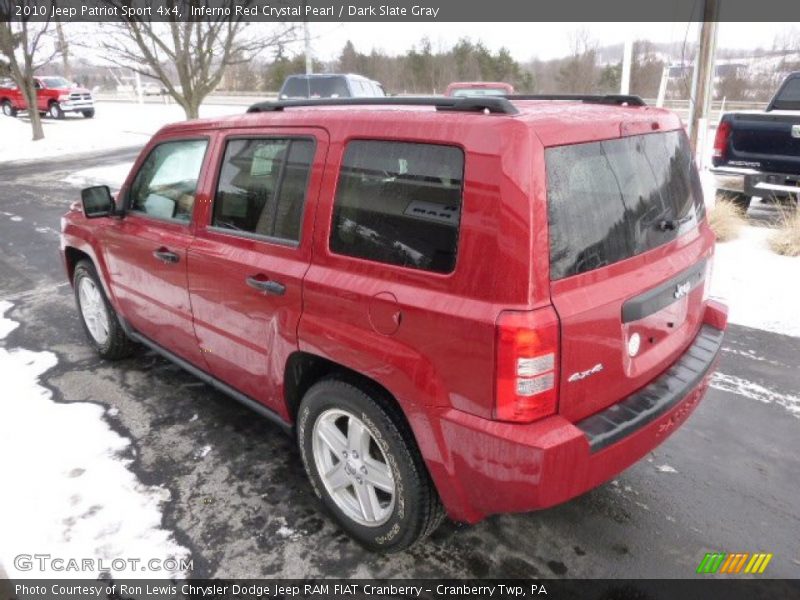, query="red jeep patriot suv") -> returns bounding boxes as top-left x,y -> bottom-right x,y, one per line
61,95 -> 728,552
